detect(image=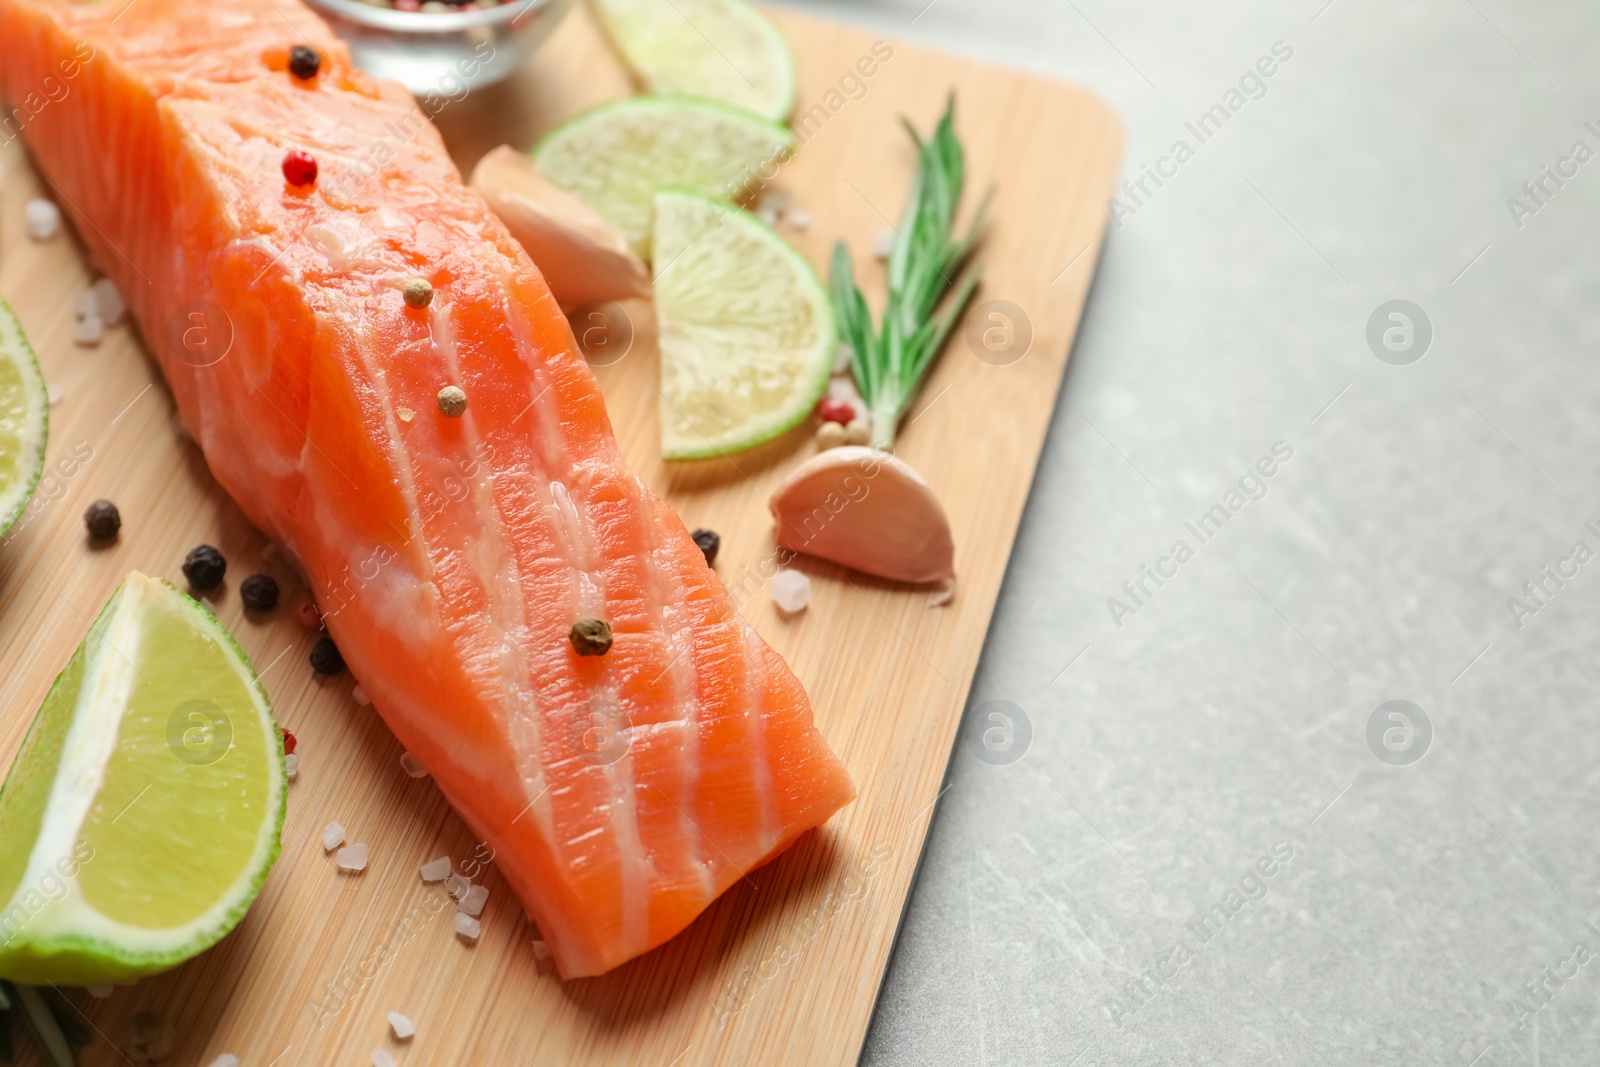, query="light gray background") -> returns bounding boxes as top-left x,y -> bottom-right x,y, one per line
769,0 -> 1600,1064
